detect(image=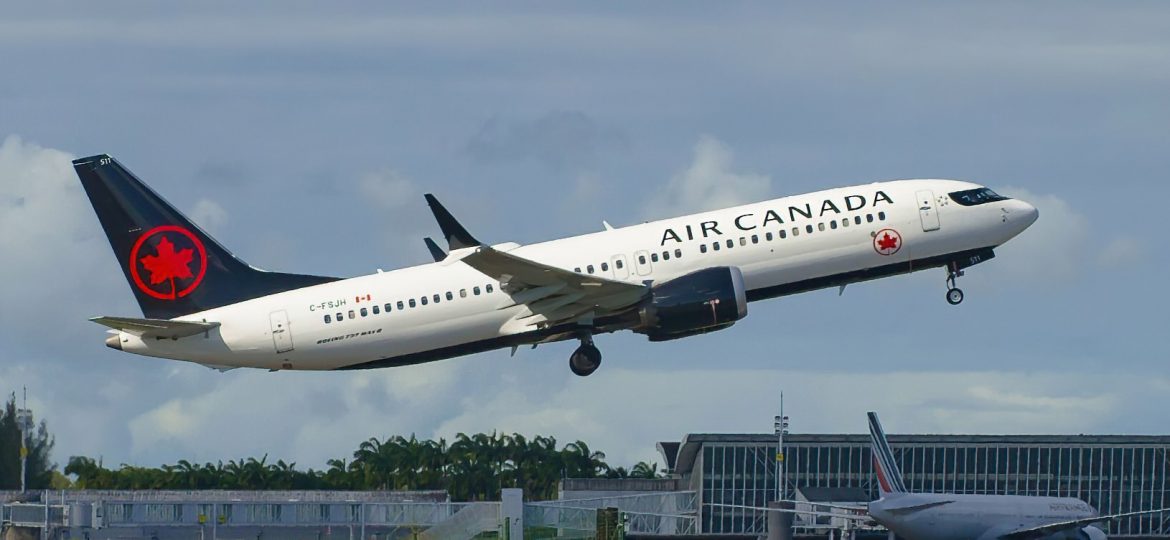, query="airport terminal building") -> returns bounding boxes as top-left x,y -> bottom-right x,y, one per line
658,433 -> 1170,537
